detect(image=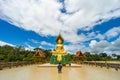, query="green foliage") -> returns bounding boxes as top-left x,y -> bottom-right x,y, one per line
84,52 -> 113,61
112,53 -> 120,60
68,54 -> 75,62
0,45 -> 53,63
43,50 -> 52,61
0,45 -> 119,63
